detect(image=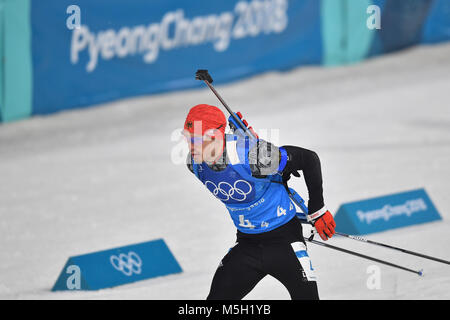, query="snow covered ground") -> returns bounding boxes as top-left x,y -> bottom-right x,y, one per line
1,43 -> 450,300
